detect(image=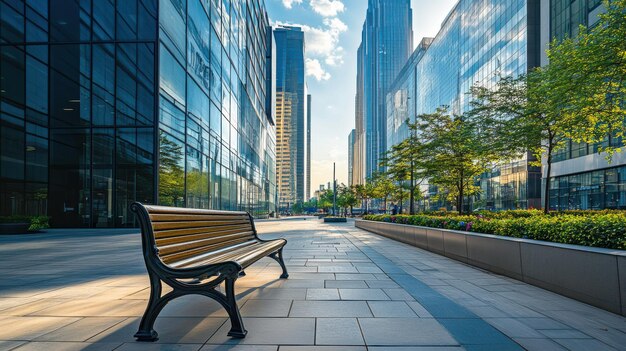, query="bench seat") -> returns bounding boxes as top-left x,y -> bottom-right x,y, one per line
169,239 -> 287,269
131,202 -> 289,341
